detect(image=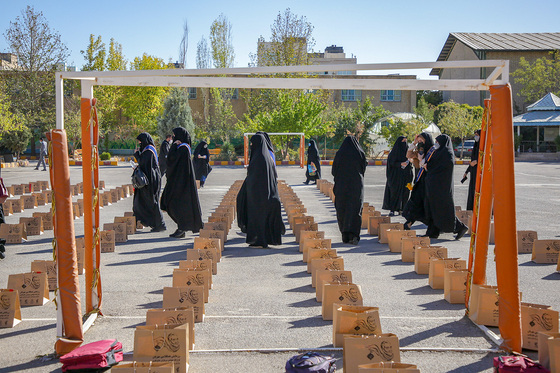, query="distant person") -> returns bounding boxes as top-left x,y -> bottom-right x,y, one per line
159,134 -> 172,176
133,133 -> 166,232
304,139 -> 321,185
237,133 -> 285,248
193,140 -> 212,187
332,136 -> 367,245
382,136 -> 413,216
402,132 -> 434,230
463,130 -> 481,211
35,137 -> 48,171
160,127 -> 203,238
423,134 -> 468,240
